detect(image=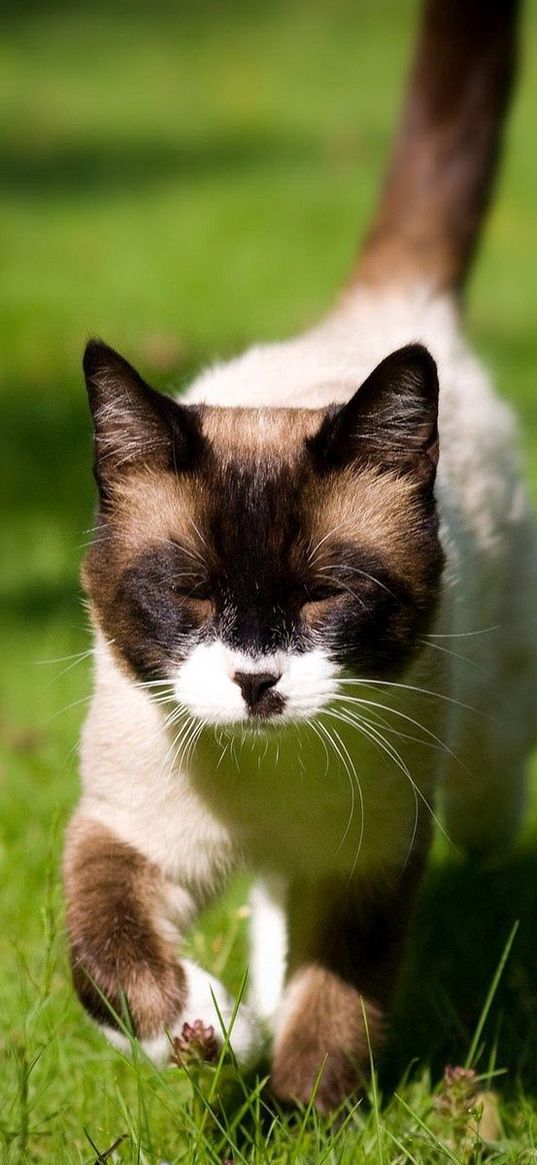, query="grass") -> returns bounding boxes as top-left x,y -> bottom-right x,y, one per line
2,0 -> 537,1160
